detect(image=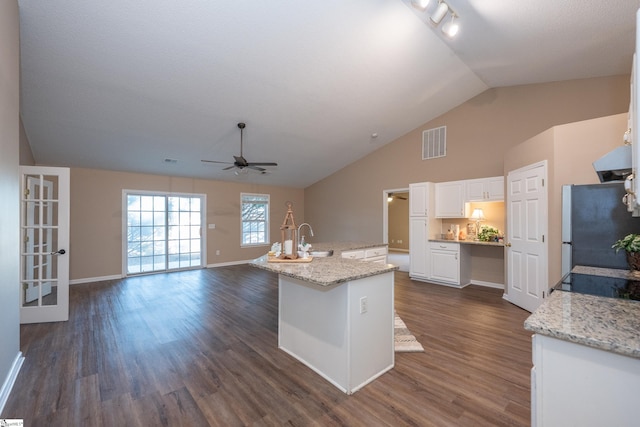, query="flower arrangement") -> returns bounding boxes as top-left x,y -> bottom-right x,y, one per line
477,225 -> 501,242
